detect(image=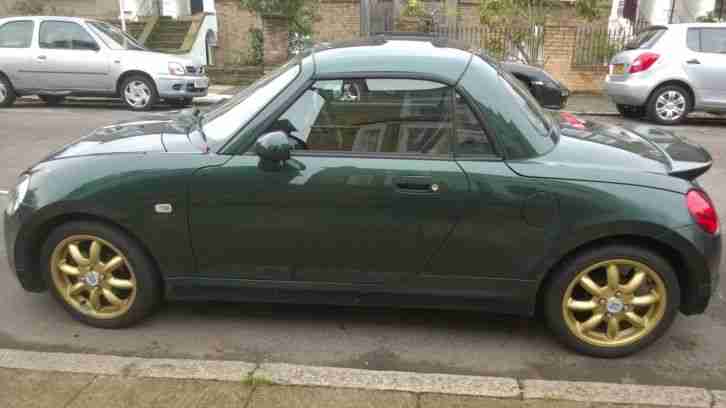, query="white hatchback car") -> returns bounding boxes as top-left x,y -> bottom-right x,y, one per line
0,16 -> 209,110
605,23 -> 726,125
